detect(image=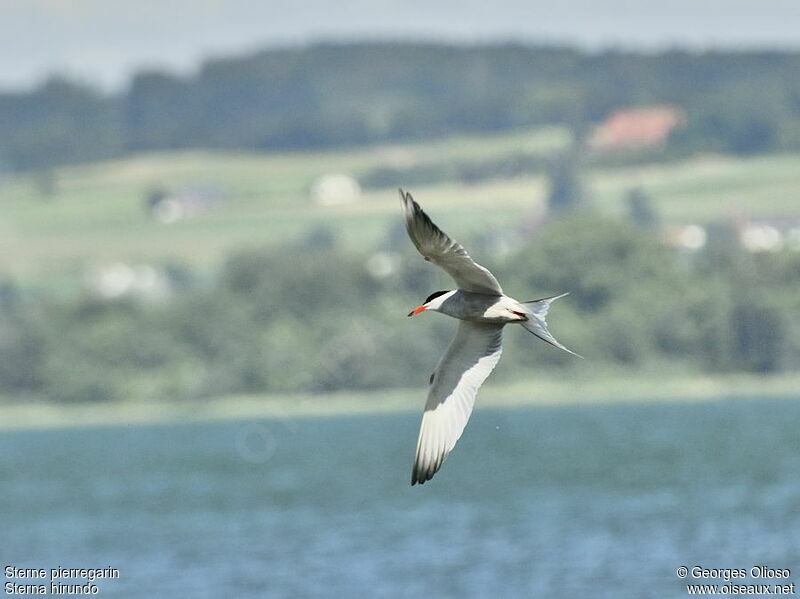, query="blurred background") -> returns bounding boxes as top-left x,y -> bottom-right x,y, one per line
2,1 -> 799,597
